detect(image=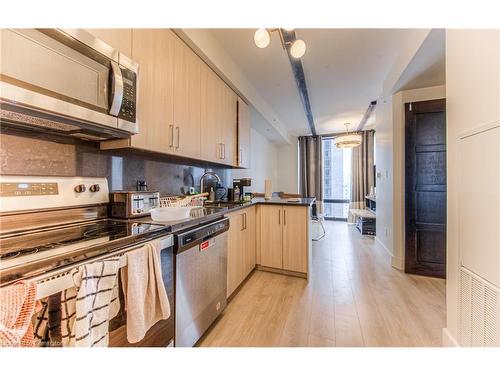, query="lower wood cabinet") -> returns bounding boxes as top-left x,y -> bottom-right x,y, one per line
258,204 -> 309,274
227,206 -> 256,297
